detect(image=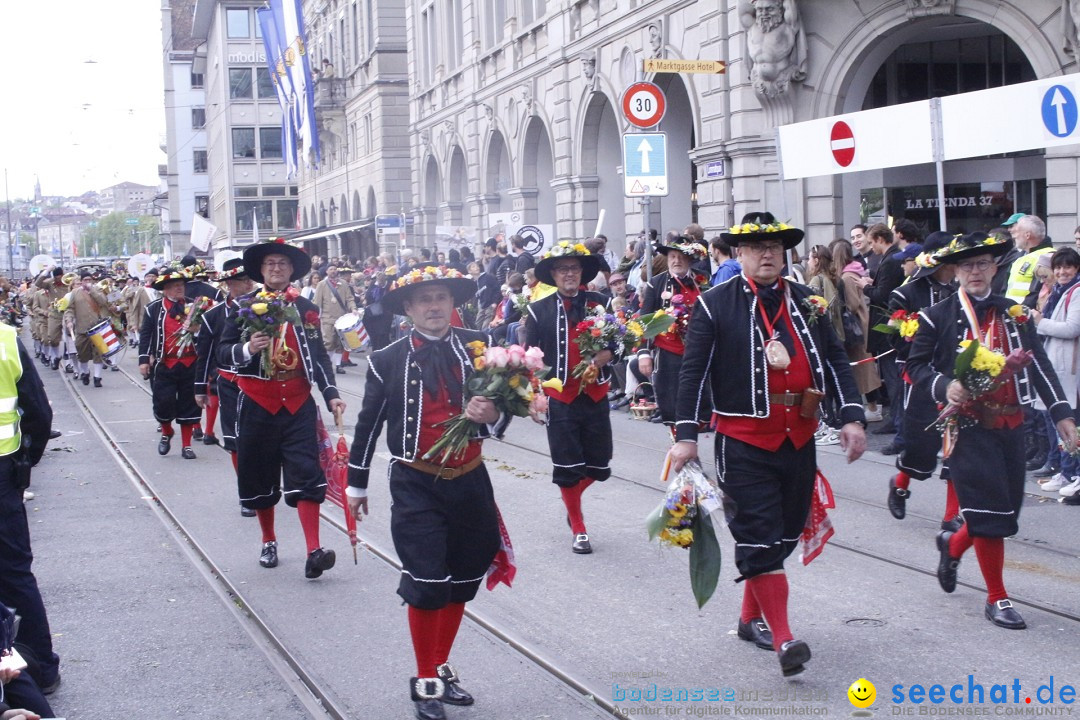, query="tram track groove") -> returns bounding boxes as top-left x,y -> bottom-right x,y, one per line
99,361 -> 622,718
